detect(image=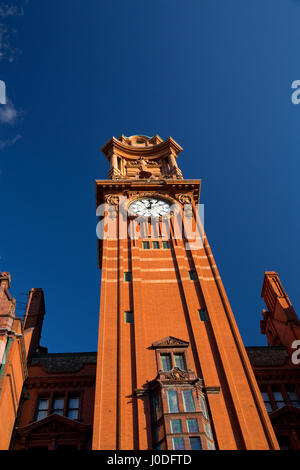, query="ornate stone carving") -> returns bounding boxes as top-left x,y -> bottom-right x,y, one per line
175,193 -> 193,204
152,336 -> 189,348
194,379 -> 204,393
105,195 -> 119,206
164,367 -> 189,380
